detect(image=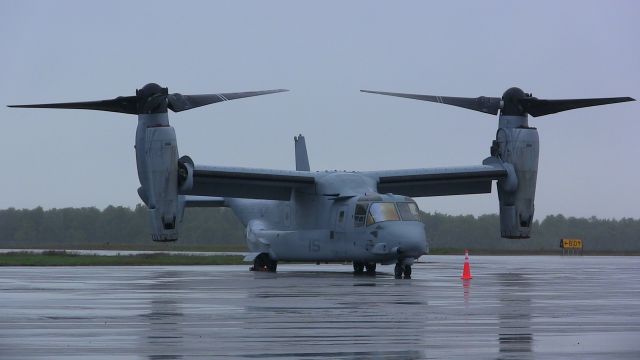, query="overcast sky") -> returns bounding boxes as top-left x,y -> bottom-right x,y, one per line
0,0 -> 638,219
